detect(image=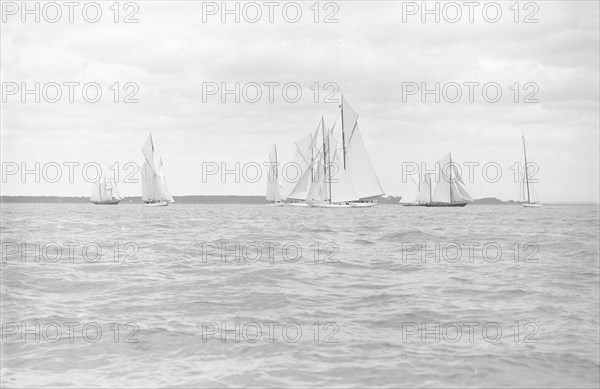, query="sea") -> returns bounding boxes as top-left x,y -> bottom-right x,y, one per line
1,203 -> 599,388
